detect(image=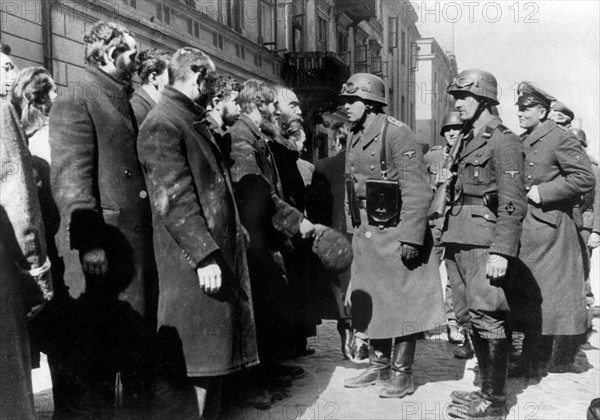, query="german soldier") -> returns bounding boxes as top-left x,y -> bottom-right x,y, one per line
442,69 -> 527,420
510,83 -> 595,378
424,112 -> 473,359
549,100 -> 574,129
340,73 -> 445,398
